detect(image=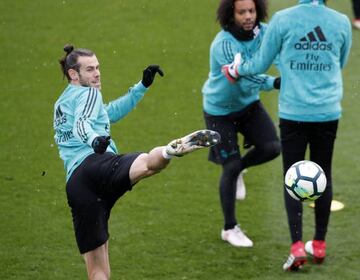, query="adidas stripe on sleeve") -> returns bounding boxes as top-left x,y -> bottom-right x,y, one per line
241,74 -> 275,91
73,87 -> 101,146
221,40 -> 235,63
